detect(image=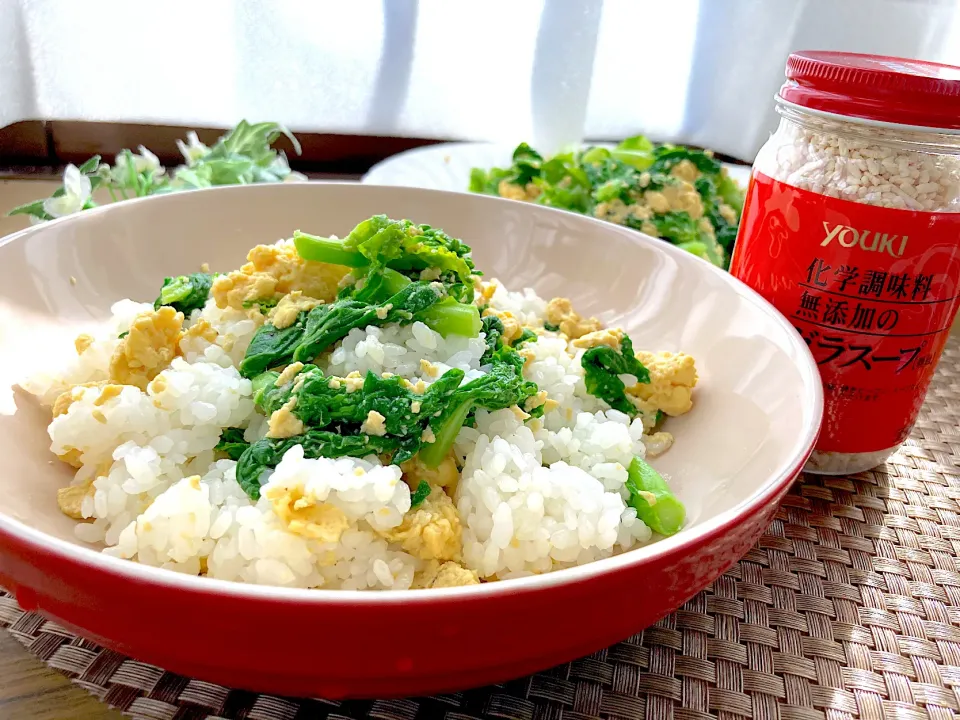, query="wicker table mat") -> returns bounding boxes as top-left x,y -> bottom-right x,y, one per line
4,338 -> 960,720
